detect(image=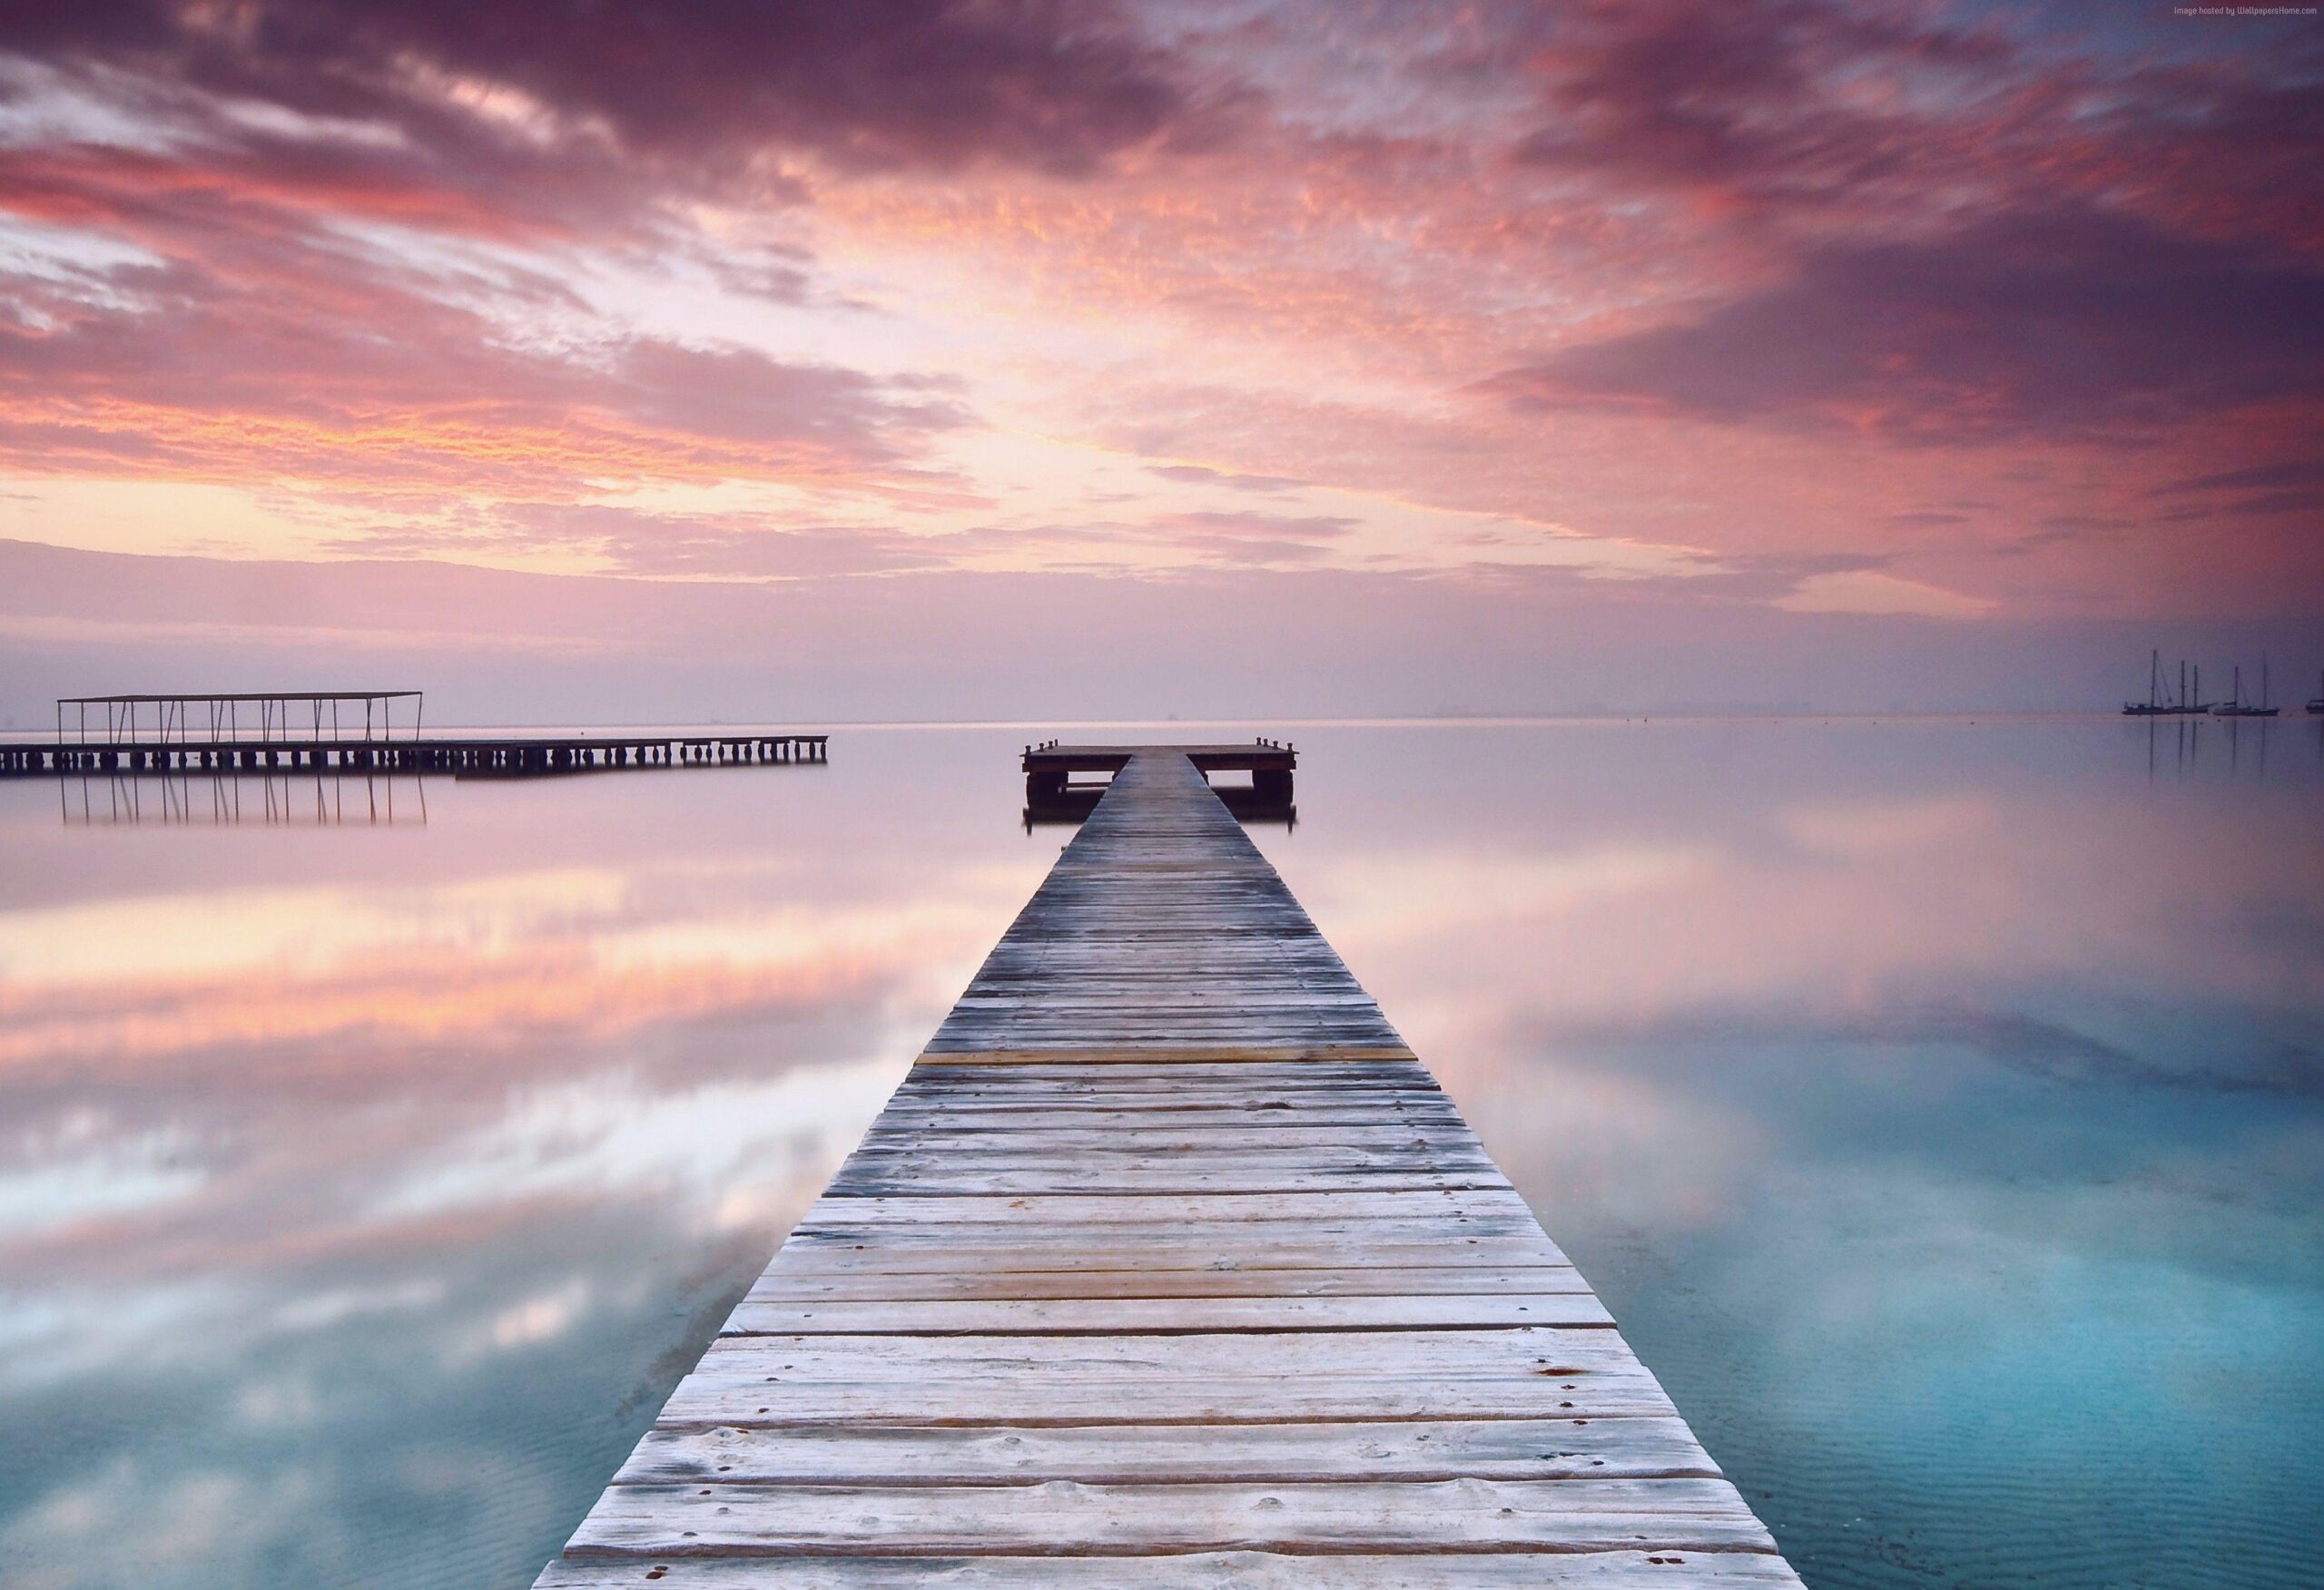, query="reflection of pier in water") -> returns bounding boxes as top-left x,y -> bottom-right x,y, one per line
59,770 -> 428,825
